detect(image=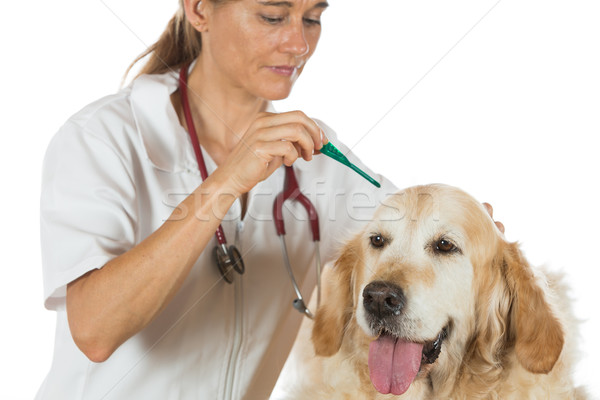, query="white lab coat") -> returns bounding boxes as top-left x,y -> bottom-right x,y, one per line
36,67 -> 398,400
